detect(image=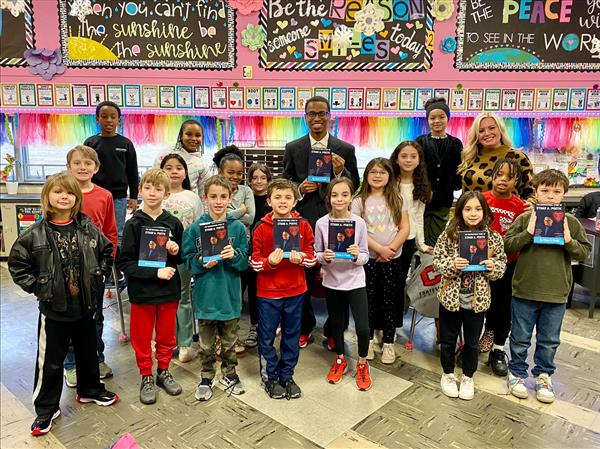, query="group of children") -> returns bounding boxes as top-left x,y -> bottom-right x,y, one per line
7,100 -> 592,437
